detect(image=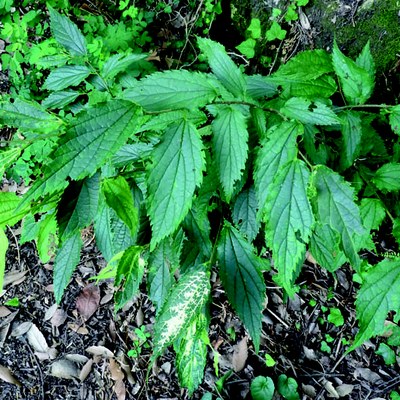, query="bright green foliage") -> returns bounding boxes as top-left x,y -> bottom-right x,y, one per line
0,192 -> 29,228
251,376 -> 275,400
36,212 -> 58,263
376,343 -> 396,365
355,41 -> 375,78
360,198 -> 386,231
43,65 -> 91,91
0,148 -> 21,178
53,231 -> 83,303
339,111 -> 362,170
0,230 -> 8,292
217,223 -> 266,351
372,163 -> 400,191
328,308 -> 344,327
42,91 -> 80,109
102,53 -> 147,80
389,105 -> 400,135
266,21 -> 286,41
246,75 -> 277,98
277,374 -> 300,400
